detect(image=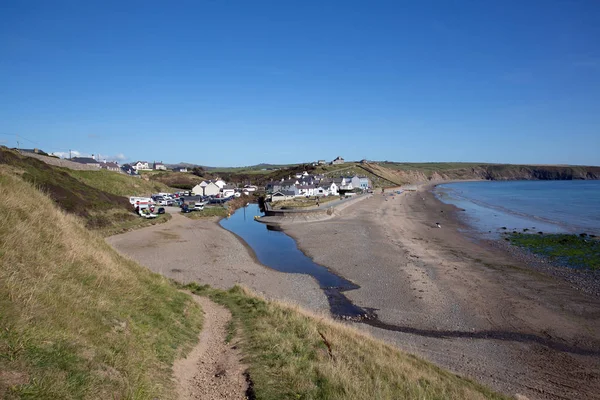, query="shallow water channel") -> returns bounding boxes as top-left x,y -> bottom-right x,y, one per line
219,204 -> 370,319
216,204 -> 600,355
